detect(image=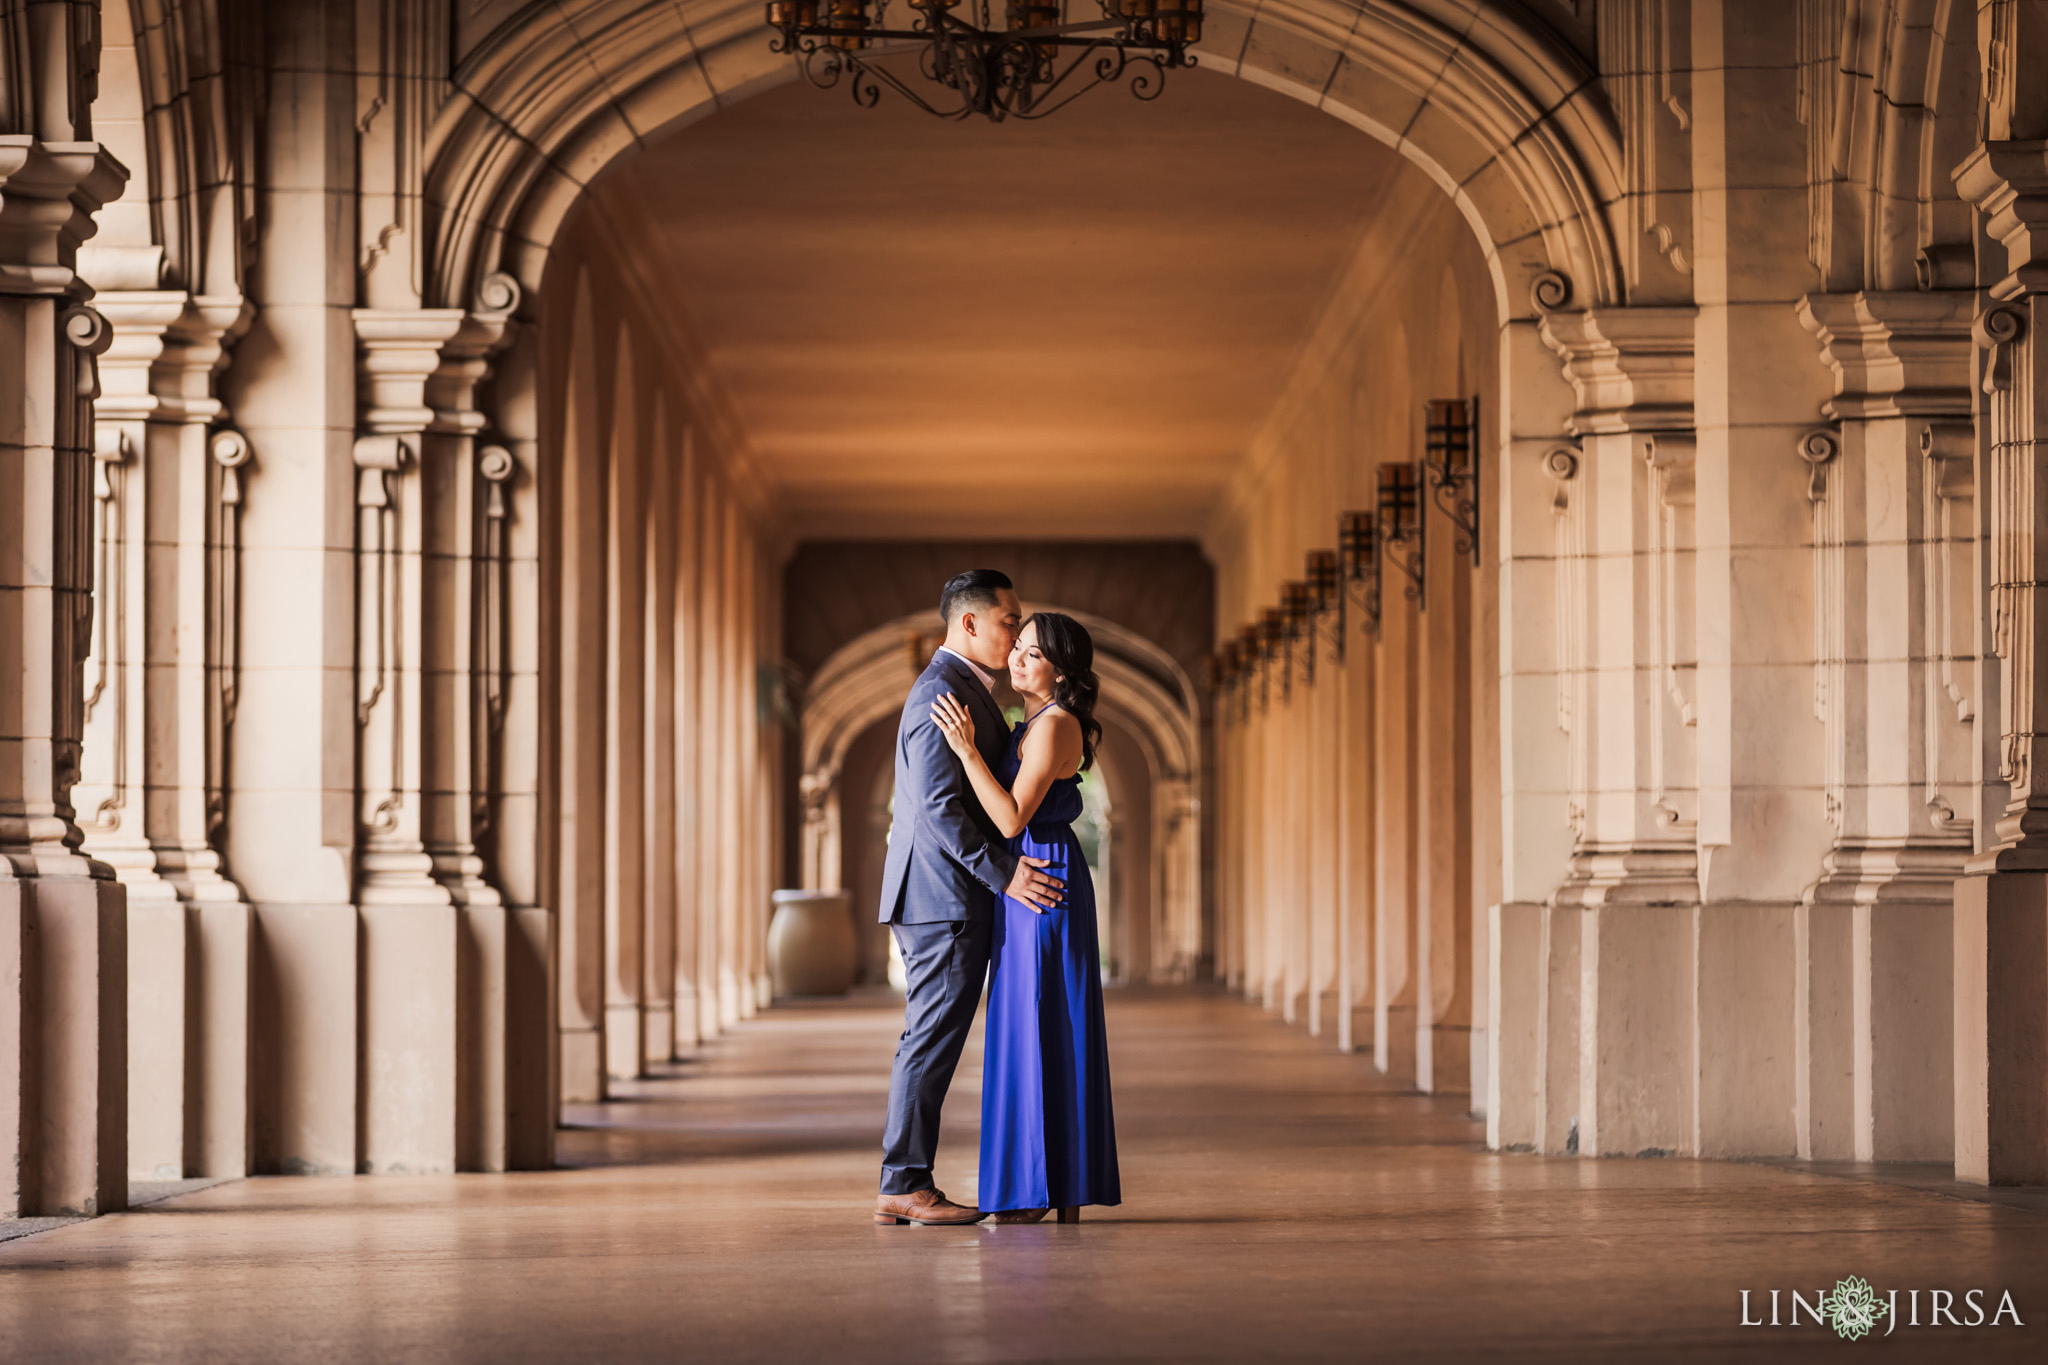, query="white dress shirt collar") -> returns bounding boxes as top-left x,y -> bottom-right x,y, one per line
936,646 -> 997,697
